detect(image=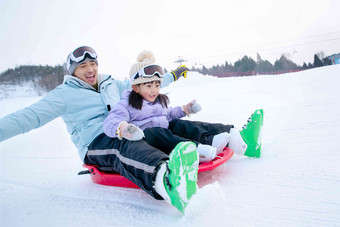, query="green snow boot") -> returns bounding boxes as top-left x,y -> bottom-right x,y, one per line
229,109 -> 263,158
154,141 -> 199,213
